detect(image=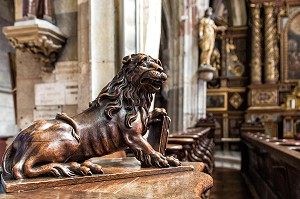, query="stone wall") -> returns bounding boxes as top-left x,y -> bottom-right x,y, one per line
0,0 -> 17,136
15,0 -> 79,130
